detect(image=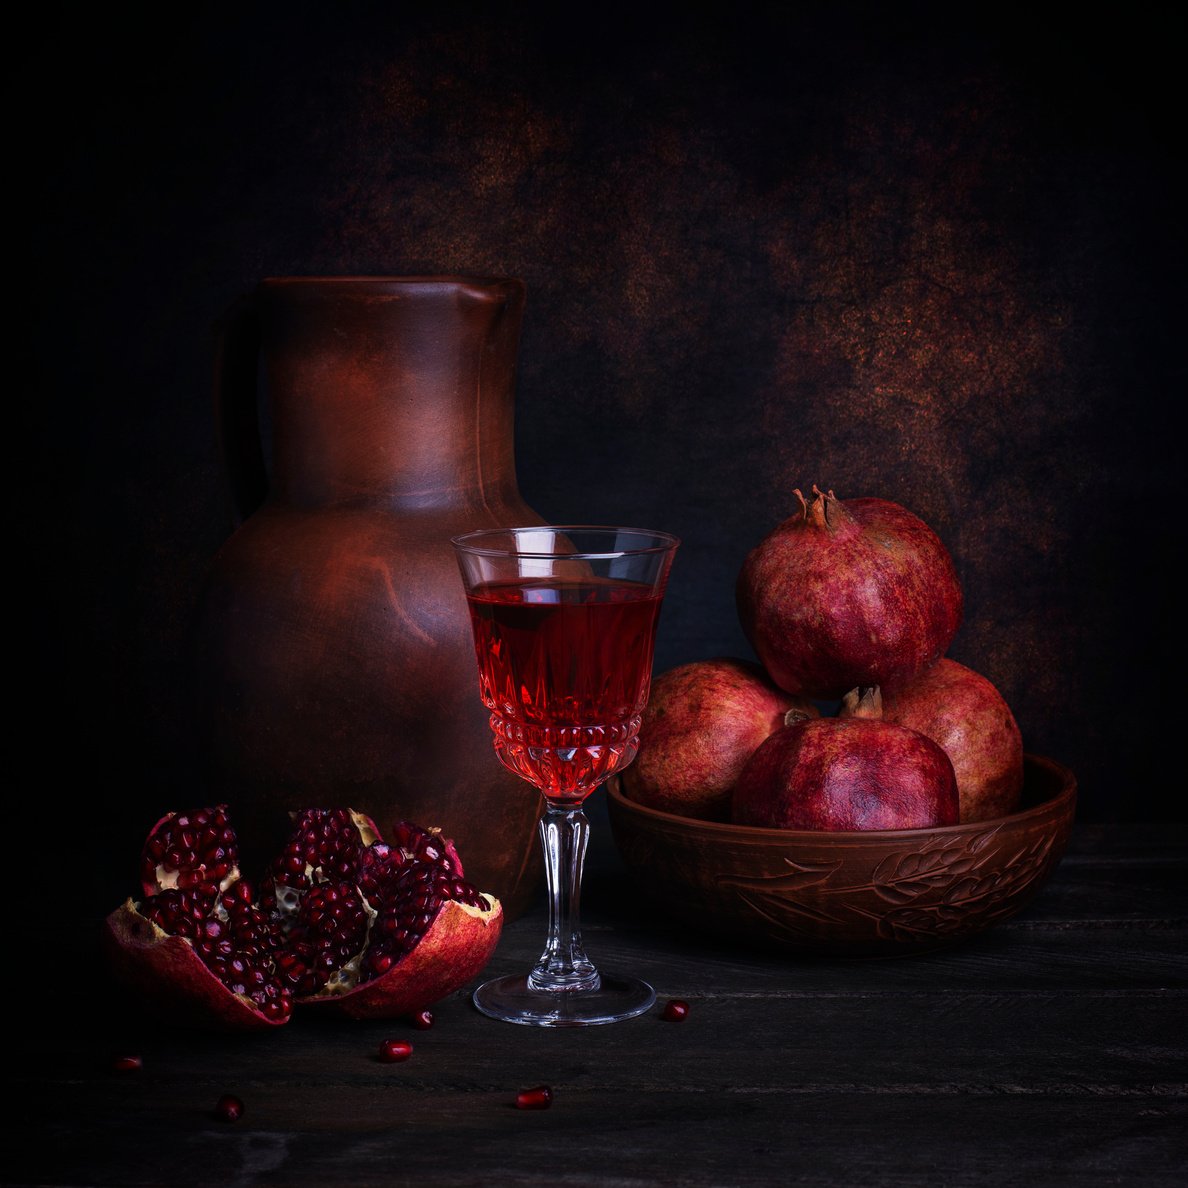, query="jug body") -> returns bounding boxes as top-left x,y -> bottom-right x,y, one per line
191,276 -> 544,916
